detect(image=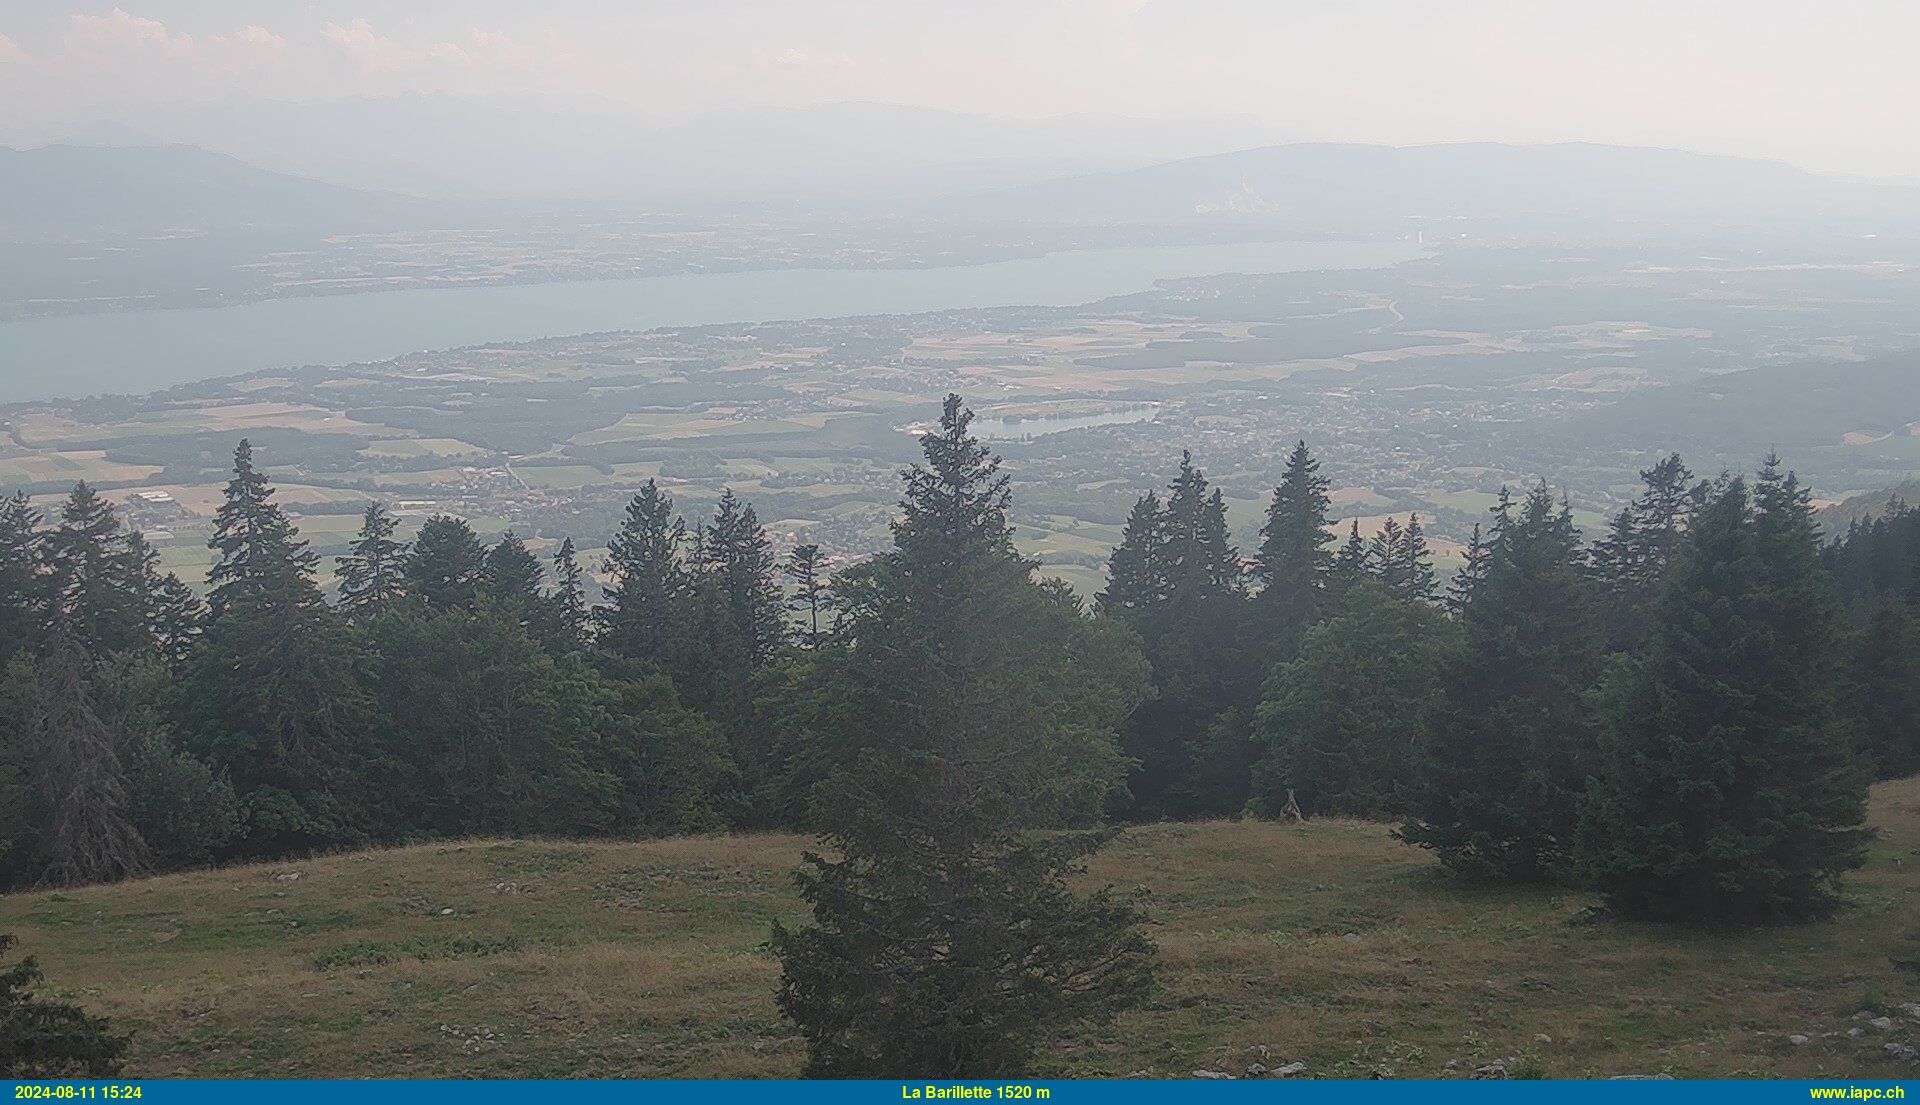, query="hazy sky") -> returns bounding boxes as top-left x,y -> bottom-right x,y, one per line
4,1 -> 1919,178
